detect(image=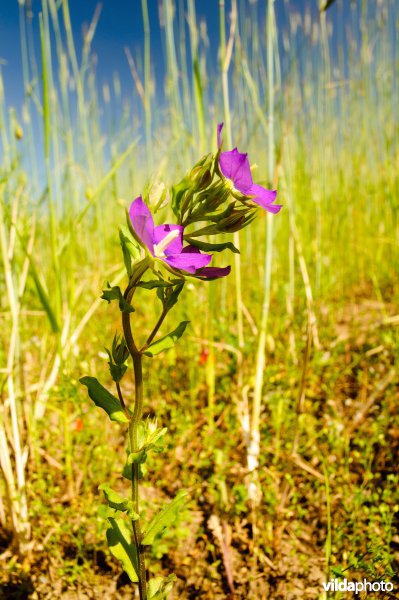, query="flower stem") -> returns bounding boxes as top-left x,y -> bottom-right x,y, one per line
129,353 -> 147,600
115,381 -> 130,420
141,307 -> 168,351
122,282 -> 147,600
